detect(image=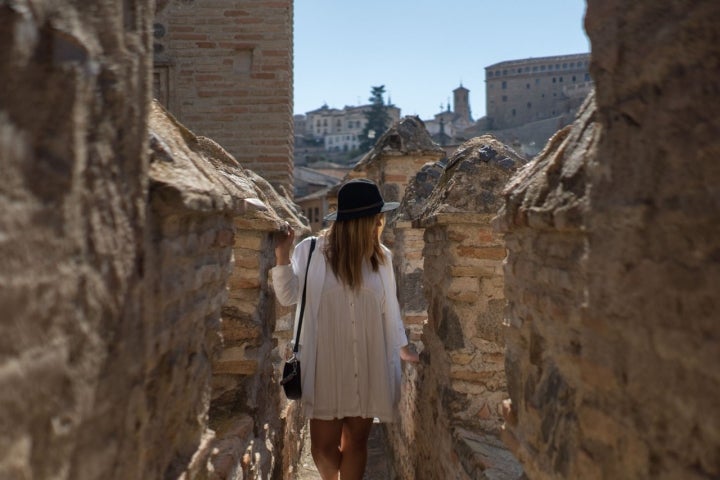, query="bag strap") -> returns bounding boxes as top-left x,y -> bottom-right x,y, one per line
292,237 -> 316,354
